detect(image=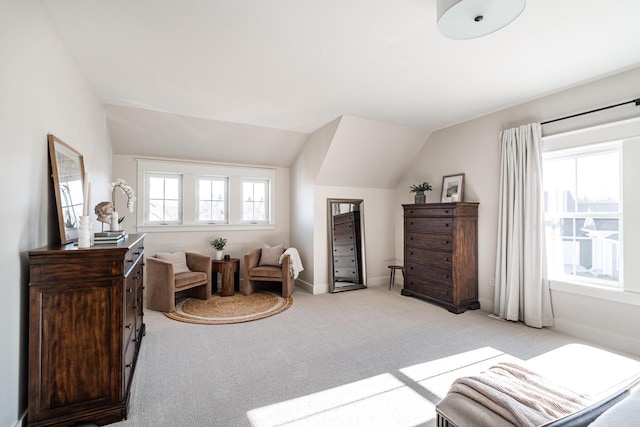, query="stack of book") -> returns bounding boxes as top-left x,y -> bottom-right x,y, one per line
94,230 -> 127,245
